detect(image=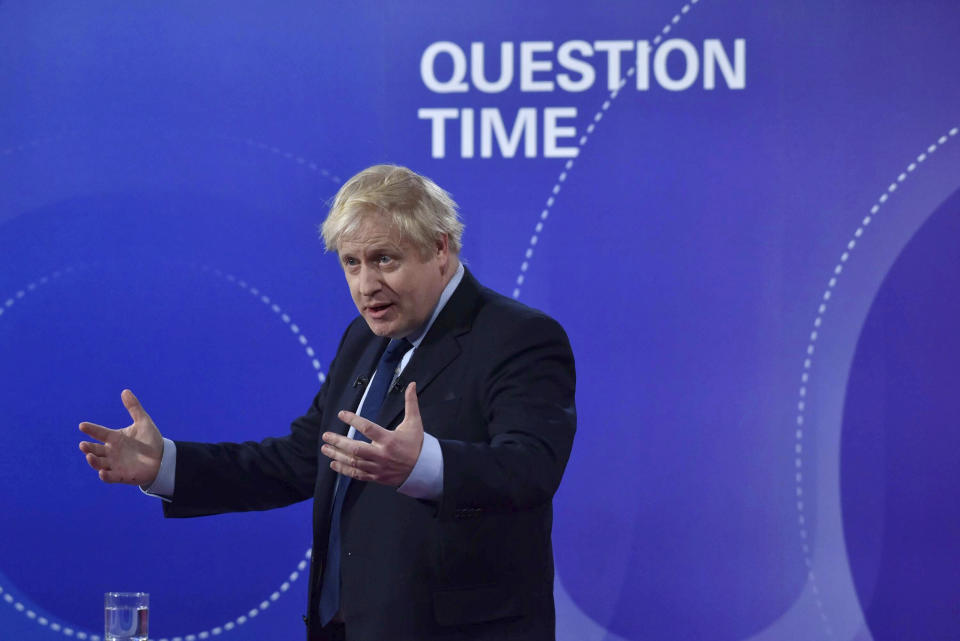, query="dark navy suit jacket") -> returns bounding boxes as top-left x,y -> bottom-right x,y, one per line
163,269 -> 577,641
